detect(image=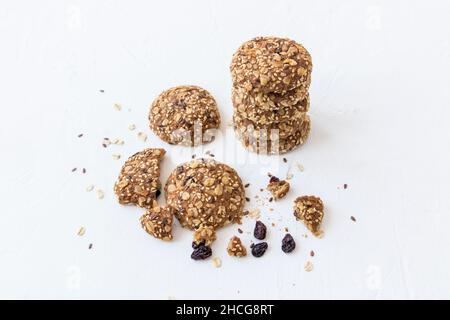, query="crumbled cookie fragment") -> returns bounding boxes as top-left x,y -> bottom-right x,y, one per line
227,236 -> 247,257
114,148 -> 165,209
304,261 -> 313,272
293,195 -> 324,236
212,257 -> 222,268
267,176 -> 290,200
165,159 -> 245,230
193,225 -> 217,246
140,206 -> 174,241
149,86 -> 220,146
